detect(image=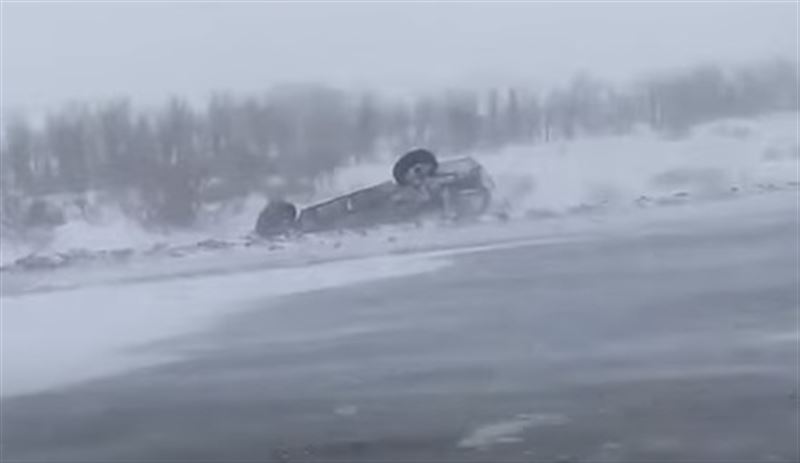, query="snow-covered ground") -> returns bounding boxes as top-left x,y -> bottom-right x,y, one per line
3,187 -> 796,461
1,111 -> 797,267
1,232 -> 633,397
1,253 -> 453,397
0,111 -> 797,398
1,187 -> 795,398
